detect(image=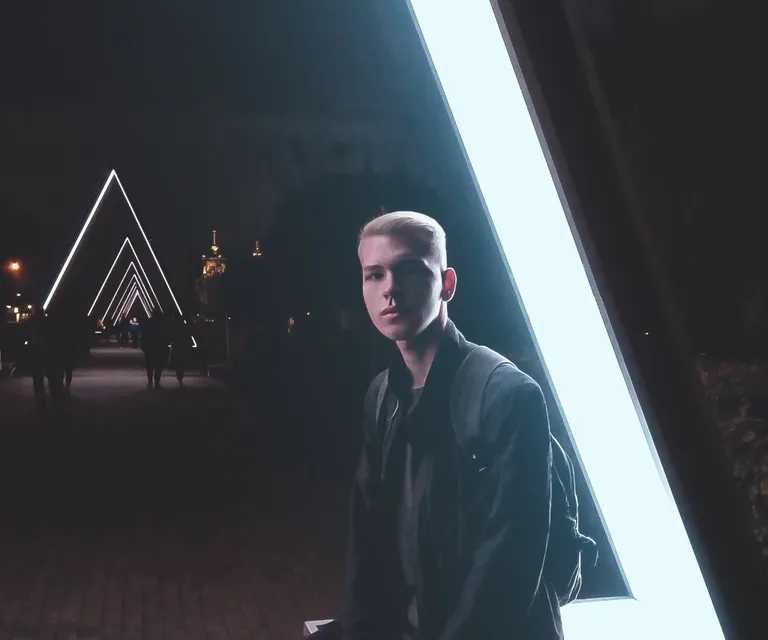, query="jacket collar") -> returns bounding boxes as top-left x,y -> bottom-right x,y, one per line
386,319 -> 469,404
